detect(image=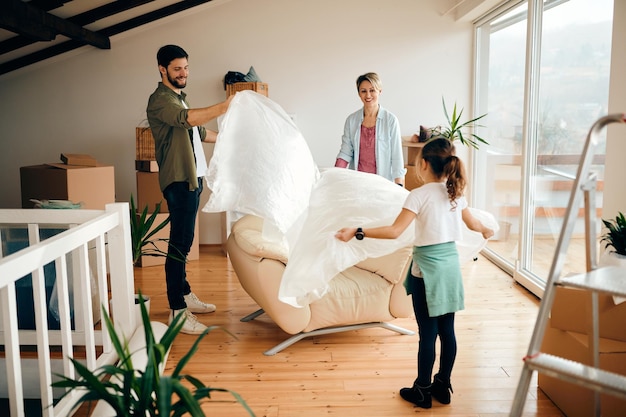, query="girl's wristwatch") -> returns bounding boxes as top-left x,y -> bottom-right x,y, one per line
355,227 -> 365,240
